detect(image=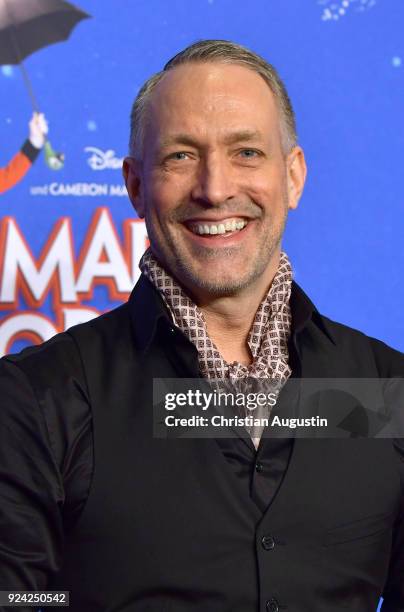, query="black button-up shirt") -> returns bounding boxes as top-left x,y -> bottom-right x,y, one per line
0,275 -> 403,611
